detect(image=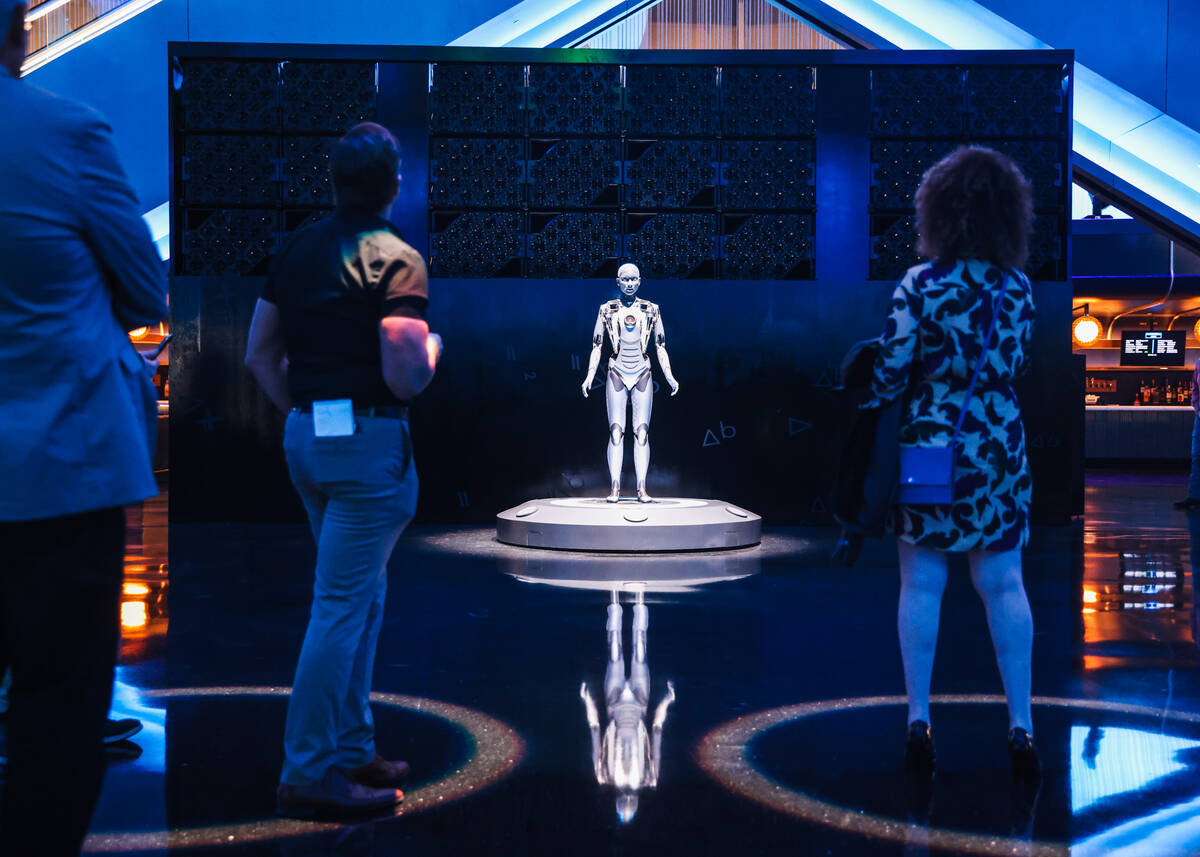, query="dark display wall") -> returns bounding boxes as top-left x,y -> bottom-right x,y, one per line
168,46 -> 1076,526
